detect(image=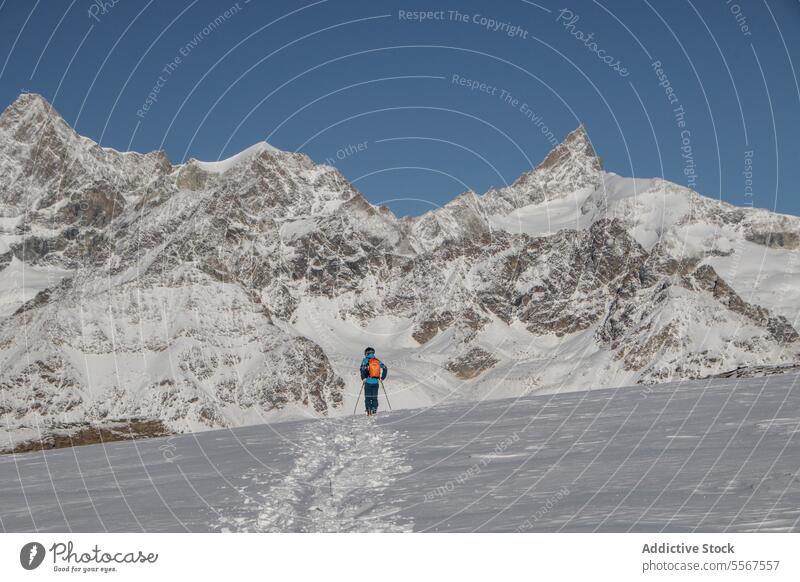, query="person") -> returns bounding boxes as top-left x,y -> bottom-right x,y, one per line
360,347 -> 387,416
